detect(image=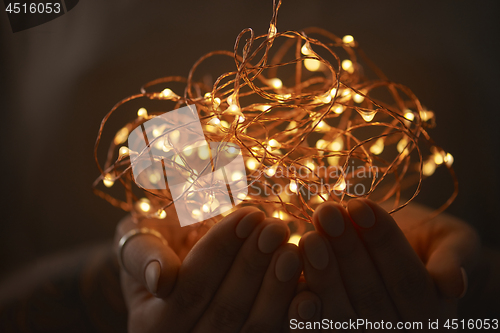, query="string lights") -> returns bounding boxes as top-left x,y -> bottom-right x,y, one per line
93,0 -> 457,236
